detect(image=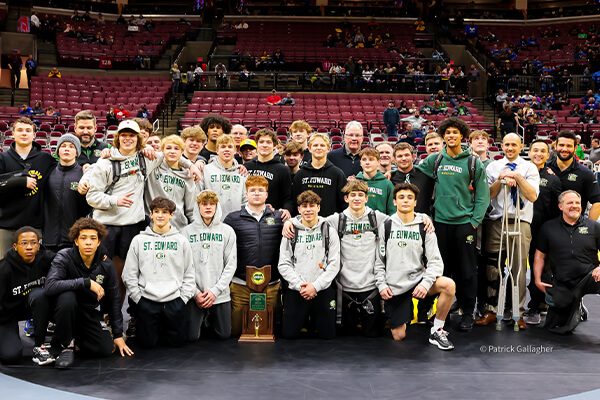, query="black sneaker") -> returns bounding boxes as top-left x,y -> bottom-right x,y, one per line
429,328 -> 454,351
126,317 -> 136,339
32,346 -> 55,366
55,348 -> 74,369
580,300 -> 588,322
47,322 -> 55,335
458,314 -> 474,332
